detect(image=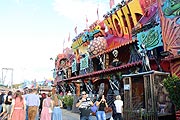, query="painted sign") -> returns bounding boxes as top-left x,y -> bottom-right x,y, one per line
71,34 -> 84,50
80,55 -> 89,70
72,59 -> 77,73
162,0 -> 180,21
72,22 -> 106,50
103,0 -> 144,39
137,25 -> 163,51
124,84 -> 130,90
